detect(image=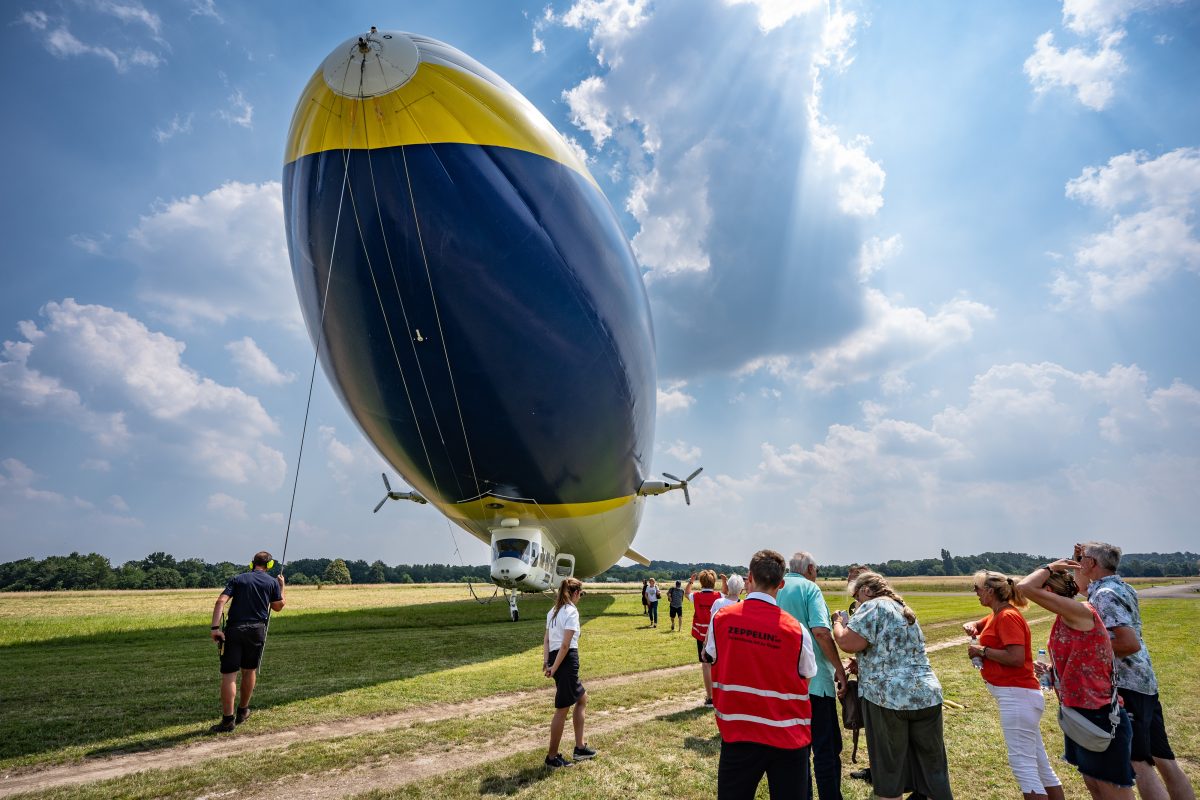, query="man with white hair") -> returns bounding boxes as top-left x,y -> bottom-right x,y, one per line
1074,541 -> 1195,800
777,551 -> 847,800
